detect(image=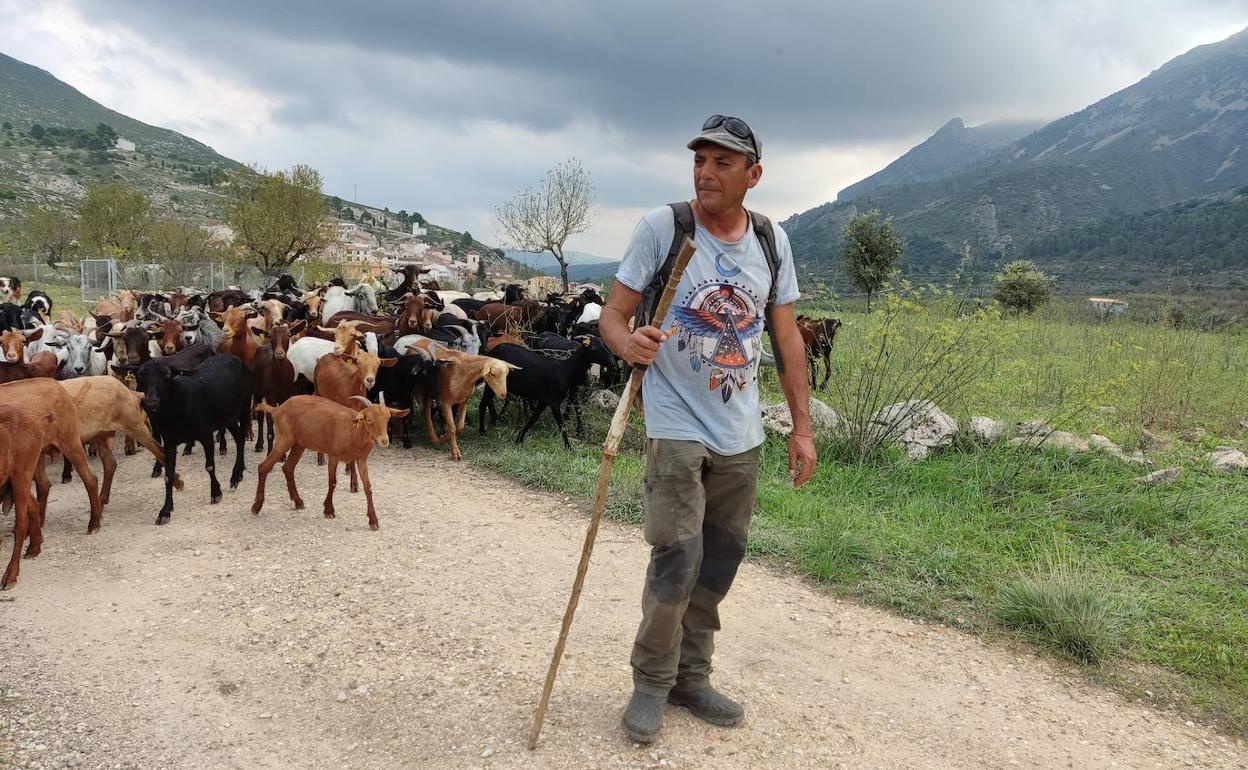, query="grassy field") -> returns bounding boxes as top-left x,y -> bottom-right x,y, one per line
455,296 -> 1248,735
